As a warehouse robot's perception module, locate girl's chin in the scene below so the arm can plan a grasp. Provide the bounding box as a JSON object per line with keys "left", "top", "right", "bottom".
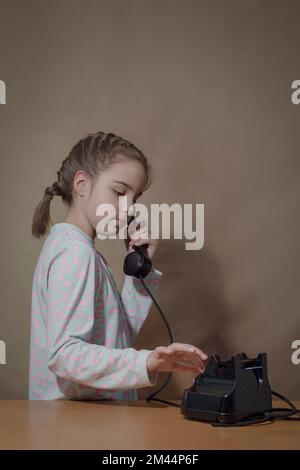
{"left": 96, "top": 221, "right": 120, "bottom": 238}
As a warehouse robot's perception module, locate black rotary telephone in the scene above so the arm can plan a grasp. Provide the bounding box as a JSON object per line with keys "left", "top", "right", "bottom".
{"left": 123, "top": 215, "right": 152, "bottom": 278}
{"left": 122, "top": 217, "right": 300, "bottom": 425}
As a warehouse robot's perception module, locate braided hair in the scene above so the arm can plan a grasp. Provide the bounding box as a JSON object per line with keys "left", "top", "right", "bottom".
{"left": 31, "top": 131, "right": 152, "bottom": 238}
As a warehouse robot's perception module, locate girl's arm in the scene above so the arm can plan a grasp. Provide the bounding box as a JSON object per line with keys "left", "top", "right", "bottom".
{"left": 119, "top": 268, "right": 163, "bottom": 343}
{"left": 45, "top": 241, "right": 157, "bottom": 390}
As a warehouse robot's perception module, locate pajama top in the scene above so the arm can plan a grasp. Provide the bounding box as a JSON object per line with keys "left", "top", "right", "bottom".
{"left": 29, "top": 222, "right": 163, "bottom": 400}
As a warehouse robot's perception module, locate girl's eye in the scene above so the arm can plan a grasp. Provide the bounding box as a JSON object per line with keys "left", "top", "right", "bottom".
{"left": 114, "top": 190, "right": 125, "bottom": 196}
{"left": 113, "top": 190, "right": 137, "bottom": 204}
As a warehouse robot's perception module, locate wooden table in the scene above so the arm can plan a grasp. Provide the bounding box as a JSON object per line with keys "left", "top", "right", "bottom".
{"left": 0, "top": 400, "right": 299, "bottom": 450}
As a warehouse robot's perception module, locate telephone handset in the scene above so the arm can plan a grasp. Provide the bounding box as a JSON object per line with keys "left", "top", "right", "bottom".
{"left": 123, "top": 215, "right": 152, "bottom": 278}
{"left": 123, "top": 217, "right": 176, "bottom": 408}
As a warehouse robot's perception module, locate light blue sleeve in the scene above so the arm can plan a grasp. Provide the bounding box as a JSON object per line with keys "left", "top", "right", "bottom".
{"left": 45, "top": 240, "right": 158, "bottom": 390}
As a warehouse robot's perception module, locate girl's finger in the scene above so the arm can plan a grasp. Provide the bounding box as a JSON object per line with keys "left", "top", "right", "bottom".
{"left": 173, "top": 352, "right": 205, "bottom": 368}
{"left": 167, "top": 343, "right": 196, "bottom": 354}
{"left": 172, "top": 363, "right": 203, "bottom": 374}
{"left": 183, "top": 345, "right": 208, "bottom": 361}
{"left": 138, "top": 221, "right": 149, "bottom": 232}
{"left": 167, "top": 344, "right": 208, "bottom": 361}
{"left": 157, "top": 347, "right": 176, "bottom": 357}
{"left": 158, "top": 350, "right": 205, "bottom": 371}
{"left": 194, "top": 349, "right": 208, "bottom": 361}
{"left": 156, "top": 346, "right": 175, "bottom": 356}
{"left": 133, "top": 236, "right": 150, "bottom": 245}
{"left": 129, "top": 225, "right": 149, "bottom": 239}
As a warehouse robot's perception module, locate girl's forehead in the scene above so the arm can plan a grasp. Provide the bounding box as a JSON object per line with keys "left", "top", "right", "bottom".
{"left": 109, "top": 158, "right": 145, "bottom": 175}
{"left": 105, "top": 160, "right": 147, "bottom": 189}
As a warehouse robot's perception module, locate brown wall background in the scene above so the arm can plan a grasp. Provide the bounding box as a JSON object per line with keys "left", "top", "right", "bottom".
{"left": 0, "top": 0, "right": 299, "bottom": 400}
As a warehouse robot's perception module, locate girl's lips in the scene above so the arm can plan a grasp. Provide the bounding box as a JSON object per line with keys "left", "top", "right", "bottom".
{"left": 116, "top": 216, "right": 126, "bottom": 225}
{"left": 115, "top": 215, "right": 128, "bottom": 229}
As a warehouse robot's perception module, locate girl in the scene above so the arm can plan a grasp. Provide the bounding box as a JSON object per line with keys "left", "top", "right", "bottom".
{"left": 29, "top": 131, "right": 208, "bottom": 400}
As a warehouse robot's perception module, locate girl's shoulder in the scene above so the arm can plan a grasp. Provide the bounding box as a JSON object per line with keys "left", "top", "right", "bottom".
{"left": 49, "top": 223, "right": 94, "bottom": 247}
{"left": 40, "top": 223, "right": 97, "bottom": 265}
{"left": 33, "top": 224, "right": 102, "bottom": 292}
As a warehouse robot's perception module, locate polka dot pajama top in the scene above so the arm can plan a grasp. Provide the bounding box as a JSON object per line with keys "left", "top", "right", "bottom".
{"left": 29, "top": 223, "right": 162, "bottom": 400}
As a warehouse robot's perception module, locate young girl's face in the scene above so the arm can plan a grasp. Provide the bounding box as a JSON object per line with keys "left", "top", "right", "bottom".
{"left": 83, "top": 157, "right": 147, "bottom": 236}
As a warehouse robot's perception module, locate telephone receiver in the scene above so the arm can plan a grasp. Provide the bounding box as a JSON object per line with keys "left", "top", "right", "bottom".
{"left": 123, "top": 215, "right": 152, "bottom": 278}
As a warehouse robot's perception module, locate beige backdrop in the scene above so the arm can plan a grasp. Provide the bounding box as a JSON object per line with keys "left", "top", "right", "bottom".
{"left": 0, "top": 0, "right": 299, "bottom": 400}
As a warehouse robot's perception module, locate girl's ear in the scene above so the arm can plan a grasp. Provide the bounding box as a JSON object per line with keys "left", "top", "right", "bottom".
{"left": 73, "top": 170, "right": 91, "bottom": 198}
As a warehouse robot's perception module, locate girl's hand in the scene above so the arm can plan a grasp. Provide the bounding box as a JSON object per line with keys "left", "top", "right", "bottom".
{"left": 125, "top": 220, "right": 158, "bottom": 260}
{"left": 146, "top": 343, "right": 208, "bottom": 375}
